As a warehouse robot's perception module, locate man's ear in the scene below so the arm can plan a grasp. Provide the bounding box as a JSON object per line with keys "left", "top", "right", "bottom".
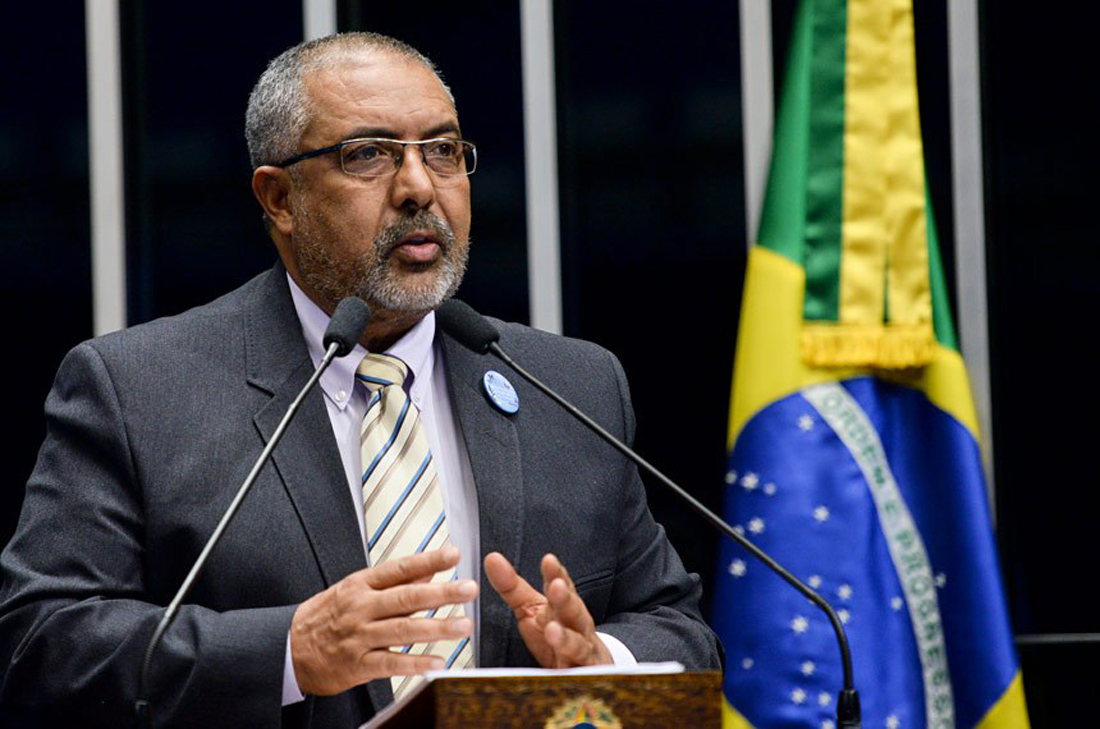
{"left": 252, "top": 166, "right": 295, "bottom": 236}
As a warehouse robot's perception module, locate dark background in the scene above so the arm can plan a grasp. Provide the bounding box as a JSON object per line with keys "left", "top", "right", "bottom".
{"left": 3, "top": 1, "right": 1095, "bottom": 725}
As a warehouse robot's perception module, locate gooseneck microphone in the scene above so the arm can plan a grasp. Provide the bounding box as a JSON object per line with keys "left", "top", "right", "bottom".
{"left": 135, "top": 296, "right": 372, "bottom": 726}
{"left": 436, "top": 298, "right": 861, "bottom": 729}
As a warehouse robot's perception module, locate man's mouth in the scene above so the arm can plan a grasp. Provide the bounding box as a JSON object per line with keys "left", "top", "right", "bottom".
{"left": 390, "top": 231, "right": 443, "bottom": 264}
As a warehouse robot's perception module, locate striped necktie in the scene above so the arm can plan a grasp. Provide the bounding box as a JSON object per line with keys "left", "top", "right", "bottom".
{"left": 355, "top": 353, "right": 473, "bottom": 698}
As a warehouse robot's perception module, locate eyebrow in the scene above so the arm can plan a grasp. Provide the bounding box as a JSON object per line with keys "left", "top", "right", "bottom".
{"left": 341, "top": 122, "right": 462, "bottom": 142}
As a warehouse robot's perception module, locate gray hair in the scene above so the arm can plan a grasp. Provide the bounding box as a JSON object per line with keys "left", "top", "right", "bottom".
{"left": 245, "top": 32, "right": 452, "bottom": 170}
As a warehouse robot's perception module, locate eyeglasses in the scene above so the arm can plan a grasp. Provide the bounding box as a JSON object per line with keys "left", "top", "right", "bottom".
{"left": 275, "top": 137, "right": 477, "bottom": 184}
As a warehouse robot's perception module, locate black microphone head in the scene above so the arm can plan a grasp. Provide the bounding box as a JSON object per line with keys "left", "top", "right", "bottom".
{"left": 323, "top": 297, "right": 372, "bottom": 357}
{"left": 436, "top": 298, "right": 500, "bottom": 354}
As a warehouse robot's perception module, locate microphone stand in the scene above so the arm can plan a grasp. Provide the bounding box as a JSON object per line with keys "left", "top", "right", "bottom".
{"left": 486, "top": 340, "right": 861, "bottom": 728}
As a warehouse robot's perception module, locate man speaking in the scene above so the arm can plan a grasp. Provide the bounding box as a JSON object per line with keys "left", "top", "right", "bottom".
{"left": 0, "top": 33, "right": 720, "bottom": 727}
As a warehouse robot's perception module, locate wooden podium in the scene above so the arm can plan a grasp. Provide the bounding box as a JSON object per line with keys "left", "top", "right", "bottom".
{"left": 366, "top": 671, "right": 721, "bottom": 728}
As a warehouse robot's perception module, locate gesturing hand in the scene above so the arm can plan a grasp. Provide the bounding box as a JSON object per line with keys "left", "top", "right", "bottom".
{"left": 484, "top": 552, "right": 613, "bottom": 669}
{"left": 290, "top": 546, "right": 477, "bottom": 696}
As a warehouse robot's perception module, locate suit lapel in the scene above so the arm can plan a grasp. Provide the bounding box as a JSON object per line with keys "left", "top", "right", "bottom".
{"left": 245, "top": 267, "right": 367, "bottom": 588}
{"left": 439, "top": 332, "right": 525, "bottom": 668}
{"left": 244, "top": 267, "right": 401, "bottom": 715}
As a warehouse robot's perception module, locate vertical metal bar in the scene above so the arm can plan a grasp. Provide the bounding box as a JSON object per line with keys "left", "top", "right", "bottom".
{"left": 948, "top": 0, "right": 996, "bottom": 517}
{"left": 739, "top": 0, "right": 774, "bottom": 248}
{"left": 86, "top": 0, "right": 127, "bottom": 335}
{"left": 304, "top": 0, "right": 337, "bottom": 40}
{"left": 520, "top": 0, "right": 563, "bottom": 334}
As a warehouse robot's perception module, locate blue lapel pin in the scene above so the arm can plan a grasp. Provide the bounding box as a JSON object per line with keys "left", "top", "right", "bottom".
{"left": 482, "top": 370, "right": 519, "bottom": 414}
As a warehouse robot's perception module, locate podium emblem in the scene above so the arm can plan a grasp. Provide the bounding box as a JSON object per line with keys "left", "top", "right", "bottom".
{"left": 544, "top": 695, "right": 622, "bottom": 729}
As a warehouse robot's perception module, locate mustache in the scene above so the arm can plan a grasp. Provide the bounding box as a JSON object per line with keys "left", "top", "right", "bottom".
{"left": 375, "top": 210, "right": 455, "bottom": 256}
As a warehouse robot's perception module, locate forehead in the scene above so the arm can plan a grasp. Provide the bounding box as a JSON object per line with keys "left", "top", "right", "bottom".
{"left": 301, "top": 53, "right": 459, "bottom": 143}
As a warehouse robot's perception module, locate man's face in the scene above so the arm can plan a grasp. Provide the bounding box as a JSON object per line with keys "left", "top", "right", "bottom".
{"left": 286, "top": 53, "right": 472, "bottom": 317}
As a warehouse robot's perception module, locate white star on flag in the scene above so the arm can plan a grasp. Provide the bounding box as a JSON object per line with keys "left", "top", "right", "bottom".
{"left": 808, "top": 575, "right": 823, "bottom": 589}
{"left": 837, "top": 584, "right": 852, "bottom": 600}
{"left": 837, "top": 608, "right": 850, "bottom": 625}
{"left": 886, "top": 715, "right": 900, "bottom": 729}
{"left": 725, "top": 470, "right": 737, "bottom": 485}
{"left": 728, "top": 559, "right": 747, "bottom": 577}
{"left": 741, "top": 657, "right": 754, "bottom": 670}
{"left": 791, "top": 616, "right": 809, "bottom": 634}
{"left": 741, "top": 472, "right": 759, "bottom": 490}
{"left": 818, "top": 692, "right": 831, "bottom": 707}
{"left": 935, "top": 572, "right": 947, "bottom": 588}
{"left": 764, "top": 482, "right": 777, "bottom": 496}
{"left": 748, "top": 517, "right": 765, "bottom": 534}
{"left": 821, "top": 721, "right": 835, "bottom": 729}
{"left": 801, "top": 661, "right": 815, "bottom": 676}
{"left": 798, "top": 414, "right": 814, "bottom": 431}
{"left": 791, "top": 688, "right": 807, "bottom": 705}
{"left": 813, "top": 505, "right": 830, "bottom": 522}
{"left": 891, "top": 597, "right": 904, "bottom": 611}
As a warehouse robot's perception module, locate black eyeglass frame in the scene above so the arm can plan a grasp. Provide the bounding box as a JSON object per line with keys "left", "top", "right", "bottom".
{"left": 273, "top": 136, "right": 478, "bottom": 178}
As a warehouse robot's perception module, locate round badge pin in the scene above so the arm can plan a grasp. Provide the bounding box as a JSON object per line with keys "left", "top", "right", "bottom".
{"left": 482, "top": 370, "right": 520, "bottom": 414}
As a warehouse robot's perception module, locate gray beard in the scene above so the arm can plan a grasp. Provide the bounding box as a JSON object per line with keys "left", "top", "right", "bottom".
{"left": 294, "top": 208, "right": 468, "bottom": 315}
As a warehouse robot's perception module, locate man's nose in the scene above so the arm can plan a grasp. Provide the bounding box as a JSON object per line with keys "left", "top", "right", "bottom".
{"left": 389, "top": 149, "right": 436, "bottom": 211}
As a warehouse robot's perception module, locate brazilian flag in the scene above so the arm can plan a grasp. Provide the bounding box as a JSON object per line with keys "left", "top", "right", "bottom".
{"left": 712, "top": 0, "right": 1029, "bottom": 727}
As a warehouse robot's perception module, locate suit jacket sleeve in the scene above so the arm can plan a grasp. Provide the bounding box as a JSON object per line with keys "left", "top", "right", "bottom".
{"left": 0, "top": 342, "right": 293, "bottom": 727}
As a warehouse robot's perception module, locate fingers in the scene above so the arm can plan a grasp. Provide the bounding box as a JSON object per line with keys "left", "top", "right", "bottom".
{"left": 366, "top": 579, "right": 478, "bottom": 620}
{"left": 546, "top": 575, "right": 595, "bottom": 635}
{"left": 341, "top": 613, "right": 472, "bottom": 682}
{"left": 514, "top": 611, "right": 556, "bottom": 668}
{"left": 540, "top": 553, "right": 575, "bottom": 592}
{"left": 366, "top": 545, "right": 461, "bottom": 589}
{"left": 292, "top": 584, "right": 474, "bottom": 695}
{"left": 540, "top": 554, "right": 612, "bottom": 667}
{"left": 366, "top": 651, "right": 447, "bottom": 678}
{"left": 290, "top": 546, "right": 476, "bottom": 696}
{"left": 482, "top": 551, "right": 520, "bottom": 593}
{"left": 544, "top": 620, "right": 598, "bottom": 667}
{"left": 539, "top": 553, "right": 594, "bottom": 637}
{"left": 486, "top": 552, "right": 610, "bottom": 670}
{"left": 362, "top": 614, "right": 473, "bottom": 648}
{"left": 485, "top": 552, "right": 546, "bottom": 618}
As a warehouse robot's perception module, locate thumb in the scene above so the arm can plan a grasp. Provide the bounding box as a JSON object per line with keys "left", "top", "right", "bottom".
{"left": 484, "top": 552, "right": 544, "bottom": 614}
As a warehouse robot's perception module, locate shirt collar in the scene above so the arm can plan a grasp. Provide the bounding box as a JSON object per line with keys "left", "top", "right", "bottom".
{"left": 286, "top": 273, "right": 436, "bottom": 410}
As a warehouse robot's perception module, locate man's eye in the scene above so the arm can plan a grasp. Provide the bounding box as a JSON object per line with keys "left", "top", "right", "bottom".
{"left": 427, "top": 141, "right": 458, "bottom": 158}
{"left": 345, "top": 143, "right": 387, "bottom": 162}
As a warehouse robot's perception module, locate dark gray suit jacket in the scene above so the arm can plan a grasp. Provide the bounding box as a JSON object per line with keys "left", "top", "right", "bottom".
{"left": 0, "top": 265, "right": 719, "bottom": 727}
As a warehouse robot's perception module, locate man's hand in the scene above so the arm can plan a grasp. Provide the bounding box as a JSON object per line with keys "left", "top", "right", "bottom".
{"left": 484, "top": 552, "right": 613, "bottom": 668}
{"left": 290, "top": 546, "right": 477, "bottom": 696}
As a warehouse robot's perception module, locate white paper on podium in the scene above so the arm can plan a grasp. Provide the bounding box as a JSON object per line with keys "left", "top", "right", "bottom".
{"left": 359, "top": 662, "right": 685, "bottom": 728}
